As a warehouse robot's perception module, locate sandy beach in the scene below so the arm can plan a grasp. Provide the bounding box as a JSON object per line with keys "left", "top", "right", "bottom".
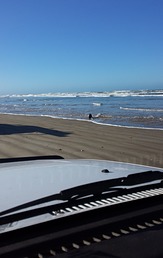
{"left": 0, "top": 114, "right": 163, "bottom": 168}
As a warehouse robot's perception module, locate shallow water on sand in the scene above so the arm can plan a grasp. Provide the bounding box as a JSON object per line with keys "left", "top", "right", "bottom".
{"left": 0, "top": 90, "right": 163, "bottom": 129}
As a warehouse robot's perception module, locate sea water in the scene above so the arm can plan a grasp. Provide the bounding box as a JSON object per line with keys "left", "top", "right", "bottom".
{"left": 0, "top": 89, "right": 163, "bottom": 129}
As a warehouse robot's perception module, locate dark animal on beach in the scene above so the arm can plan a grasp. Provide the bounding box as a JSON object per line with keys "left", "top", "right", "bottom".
{"left": 89, "top": 114, "right": 92, "bottom": 120}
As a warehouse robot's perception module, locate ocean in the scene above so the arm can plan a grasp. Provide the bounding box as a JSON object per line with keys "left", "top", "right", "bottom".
{"left": 0, "top": 89, "right": 163, "bottom": 129}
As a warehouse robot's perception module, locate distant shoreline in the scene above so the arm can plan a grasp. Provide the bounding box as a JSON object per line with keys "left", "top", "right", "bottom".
{"left": 0, "top": 113, "right": 163, "bottom": 168}
{"left": 1, "top": 112, "right": 163, "bottom": 131}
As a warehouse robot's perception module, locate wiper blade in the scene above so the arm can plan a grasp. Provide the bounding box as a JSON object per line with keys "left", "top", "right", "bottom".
{"left": 0, "top": 170, "right": 163, "bottom": 217}
{"left": 61, "top": 170, "right": 163, "bottom": 199}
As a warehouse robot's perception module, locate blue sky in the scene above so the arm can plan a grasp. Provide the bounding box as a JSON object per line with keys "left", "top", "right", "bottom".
{"left": 0, "top": 0, "right": 163, "bottom": 94}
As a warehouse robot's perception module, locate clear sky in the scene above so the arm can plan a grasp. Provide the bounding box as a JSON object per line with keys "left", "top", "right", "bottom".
{"left": 0, "top": 0, "right": 163, "bottom": 94}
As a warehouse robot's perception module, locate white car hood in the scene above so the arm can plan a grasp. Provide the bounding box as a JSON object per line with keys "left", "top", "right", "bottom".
{"left": 0, "top": 159, "right": 162, "bottom": 233}
{"left": 0, "top": 159, "right": 162, "bottom": 212}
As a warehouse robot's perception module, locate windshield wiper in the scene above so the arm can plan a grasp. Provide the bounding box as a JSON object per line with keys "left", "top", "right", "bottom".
{"left": 0, "top": 170, "right": 163, "bottom": 217}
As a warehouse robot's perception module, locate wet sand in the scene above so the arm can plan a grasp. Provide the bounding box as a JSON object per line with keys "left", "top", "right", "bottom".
{"left": 0, "top": 114, "right": 163, "bottom": 168}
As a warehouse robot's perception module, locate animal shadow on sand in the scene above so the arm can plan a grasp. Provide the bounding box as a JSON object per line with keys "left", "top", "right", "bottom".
{"left": 0, "top": 124, "right": 71, "bottom": 137}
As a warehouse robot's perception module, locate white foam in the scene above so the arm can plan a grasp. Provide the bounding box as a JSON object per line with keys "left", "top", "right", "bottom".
{"left": 92, "top": 102, "right": 102, "bottom": 106}
{"left": 120, "top": 107, "right": 163, "bottom": 112}
{"left": 1, "top": 89, "right": 163, "bottom": 98}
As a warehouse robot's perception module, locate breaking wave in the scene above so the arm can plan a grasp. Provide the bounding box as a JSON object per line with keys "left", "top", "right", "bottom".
{"left": 92, "top": 102, "right": 103, "bottom": 106}
{"left": 1, "top": 89, "right": 163, "bottom": 98}
{"left": 120, "top": 107, "right": 163, "bottom": 112}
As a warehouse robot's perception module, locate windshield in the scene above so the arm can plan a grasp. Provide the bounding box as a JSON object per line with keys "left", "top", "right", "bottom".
{"left": 0, "top": 1, "right": 163, "bottom": 168}
{"left": 0, "top": 2, "right": 162, "bottom": 175}
{"left": 1, "top": 4, "right": 163, "bottom": 258}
